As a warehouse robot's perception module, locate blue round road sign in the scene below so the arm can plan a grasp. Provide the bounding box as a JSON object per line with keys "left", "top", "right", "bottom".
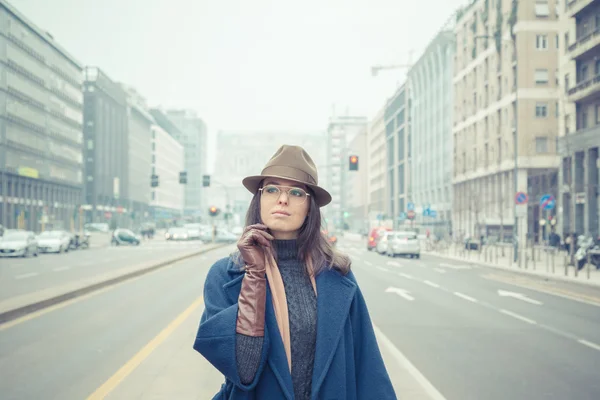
{"left": 515, "top": 192, "right": 528, "bottom": 205}
{"left": 540, "top": 194, "right": 556, "bottom": 210}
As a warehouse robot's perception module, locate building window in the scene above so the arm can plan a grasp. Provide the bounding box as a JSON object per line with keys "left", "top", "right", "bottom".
{"left": 556, "top": 101, "right": 559, "bottom": 117}
{"left": 596, "top": 104, "right": 600, "bottom": 125}
{"left": 87, "top": 175, "right": 93, "bottom": 182}
{"left": 535, "top": 0, "right": 550, "bottom": 17}
{"left": 556, "top": 34, "right": 559, "bottom": 49}
{"left": 595, "top": 60, "right": 600, "bottom": 75}
{"left": 535, "top": 69, "right": 549, "bottom": 84}
{"left": 151, "top": 191, "right": 155, "bottom": 200}
{"left": 536, "top": 35, "right": 548, "bottom": 49}
{"left": 581, "top": 64, "right": 589, "bottom": 82}
{"left": 87, "top": 140, "right": 94, "bottom": 150}
{"left": 535, "top": 137, "right": 548, "bottom": 153}
{"left": 564, "top": 33, "right": 569, "bottom": 53}
{"left": 536, "top": 103, "right": 548, "bottom": 117}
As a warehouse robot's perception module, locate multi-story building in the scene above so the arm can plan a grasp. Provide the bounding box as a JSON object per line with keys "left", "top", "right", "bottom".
{"left": 163, "top": 109, "right": 208, "bottom": 217}
{"left": 82, "top": 67, "right": 129, "bottom": 226}
{"left": 0, "top": 0, "right": 84, "bottom": 231}
{"left": 384, "top": 84, "right": 411, "bottom": 229}
{"left": 557, "top": 0, "right": 600, "bottom": 239}
{"left": 367, "top": 105, "right": 387, "bottom": 226}
{"left": 325, "top": 116, "right": 368, "bottom": 229}
{"left": 347, "top": 127, "right": 368, "bottom": 232}
{"left": 409, "top": 30, "right": 455, "bottom": 236}
{"left": 453, "top": 0, "right": 560, "bottom": 243}
{"left": 122, "top": 85, "right": 153, "bottom": 225}
{"left": 212, "top": 131, "right": 327, "bottom": 226}
{"left": 150, "top": 124, "right": 184, "bottom": 221}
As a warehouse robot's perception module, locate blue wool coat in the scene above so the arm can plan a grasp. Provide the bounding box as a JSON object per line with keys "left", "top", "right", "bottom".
{"left": 193, "top": 256, "right": 397, "bottom": 400}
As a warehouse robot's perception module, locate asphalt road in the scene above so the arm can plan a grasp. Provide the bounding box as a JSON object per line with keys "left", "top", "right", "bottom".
{"left": 0, "top": 237, "right": 208, "bottom": 302}
{"left": 0, "top": 238, "right": 599, "bottom": 399}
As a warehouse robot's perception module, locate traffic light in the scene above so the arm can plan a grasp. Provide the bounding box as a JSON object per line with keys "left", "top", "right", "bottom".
{"left": 209, "top": 206, "right": 220, "bottom": 217}
{"left": 179, "top": 171, "right": 187, "bottom": 184}
{"left": 203, "top": 175, "right": 211, "bottom": 187}
{"left": 349, "top": 155, "right": 359, "bottom": 171}
{"left": 151, "top": 174, "right": 159, "bottom": 187}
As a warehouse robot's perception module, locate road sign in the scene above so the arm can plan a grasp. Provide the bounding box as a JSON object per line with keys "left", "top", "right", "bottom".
{"left": 423, "top": 208, "right": 430, "bottom": 217}
{"left": 539, "top": 194, "right": 556, "bottom": 210}
{"left": 430, "top": 210, "right": 437, "bottom": 218}
{"left": 407, "top": 210, "right": 416, "bottom": 220}
{"left": 515, "top": 192, "right": 528, "bottom": 205}
{"left": 407, "top": 202, "right": 414, "bottom": 211}
{"left": 398, "top": 212, "right": 407, "bottom": 220}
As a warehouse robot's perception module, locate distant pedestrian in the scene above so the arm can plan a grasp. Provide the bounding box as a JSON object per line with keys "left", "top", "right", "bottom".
{"left": 193, "top": 145, "right": 396, "bottom": 399}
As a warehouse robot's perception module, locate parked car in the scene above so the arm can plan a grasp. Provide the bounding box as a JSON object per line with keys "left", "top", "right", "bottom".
{"left": 111, "top": 229, "right": 141, "bottom": 246}
{"left": 0, "top": 230, "right": 39, "bottom": 257}
{"left": 183, "top": 224, "right": 203, "bottom": 240}
{"left": 387, "top": 231, "right": 420, "bottom": 258}
{"left": 37, "top": 230, "right": 71, "bottom": 253}
{"left": 367, "top": 227, "right": 391, "bottom": 251}
{"left": 376, "top": 232, "right": 392, "bottom": 254}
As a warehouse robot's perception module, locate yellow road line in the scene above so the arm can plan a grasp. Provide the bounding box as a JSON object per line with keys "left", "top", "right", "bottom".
{"left": 86, "top": 295, "right": 204, "bottom": 400}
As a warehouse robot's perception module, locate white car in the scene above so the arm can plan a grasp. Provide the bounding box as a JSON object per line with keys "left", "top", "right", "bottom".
{"left": 387, "top": 231, "right": 420, "bottom": 258}
{"left": 37, "top": 230, "right": 71, "bottom": 253}
{"left": 0, "top": 231, "right": 39, "bottom": 258}
{"left": 376, "top": 232, "right": 392, "bottom": 254}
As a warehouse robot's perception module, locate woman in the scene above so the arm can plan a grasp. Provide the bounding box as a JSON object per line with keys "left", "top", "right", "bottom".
{"left": 193, "top": 145, "right": 396, "bottom": 400}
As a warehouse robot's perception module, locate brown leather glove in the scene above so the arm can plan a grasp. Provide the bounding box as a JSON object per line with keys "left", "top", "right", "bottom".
{"left": 236, "top": 224, "right": 274, "bottom": 336}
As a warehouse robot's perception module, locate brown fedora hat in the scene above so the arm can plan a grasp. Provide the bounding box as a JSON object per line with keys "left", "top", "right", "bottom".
{"left": 242, "top": 145, "right": 332, "bottom": 207}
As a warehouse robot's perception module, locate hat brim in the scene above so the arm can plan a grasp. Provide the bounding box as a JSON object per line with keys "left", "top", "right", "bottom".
{"left": 242, "top": 175, "right": 332, "bottom": 207}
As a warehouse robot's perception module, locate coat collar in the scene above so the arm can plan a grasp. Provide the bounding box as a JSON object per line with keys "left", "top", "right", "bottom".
{"left": 223, "top": 259, "right": 356, "bottom": 400}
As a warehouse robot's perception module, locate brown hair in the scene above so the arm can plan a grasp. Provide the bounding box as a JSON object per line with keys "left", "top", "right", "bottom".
{"left": 232, "top": 184, "right": 351, "bottom": 275}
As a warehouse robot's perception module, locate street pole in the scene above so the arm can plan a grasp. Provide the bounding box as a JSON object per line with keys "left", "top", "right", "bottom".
{"left": 512, "top": 33, "right": 520, "bottom": 263}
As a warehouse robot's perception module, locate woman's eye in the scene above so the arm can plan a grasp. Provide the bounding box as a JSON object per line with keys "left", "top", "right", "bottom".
{"left": 266, "top": 186, "right": 279, "bottom": 193}
{"left": 290, "top": 189, "right": 304, "bottom": 197}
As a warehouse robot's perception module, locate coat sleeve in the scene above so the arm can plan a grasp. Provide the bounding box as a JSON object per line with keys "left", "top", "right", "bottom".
{"left": 193, "top": 258, "right": 270, "bottom": 391}
{"left": 347, "top": 271, "right": 397, "bottom": 400}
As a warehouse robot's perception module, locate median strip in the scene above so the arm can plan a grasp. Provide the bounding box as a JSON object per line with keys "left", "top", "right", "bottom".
{"left": 0, "top": 243, "right": 228, "bottom": 326}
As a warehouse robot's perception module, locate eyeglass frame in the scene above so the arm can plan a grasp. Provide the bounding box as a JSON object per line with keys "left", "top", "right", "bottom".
{"left": 258, "top": 184, "right": 311, "bottom": 205}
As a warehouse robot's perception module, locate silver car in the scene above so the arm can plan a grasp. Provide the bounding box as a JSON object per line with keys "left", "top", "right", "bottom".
{"left": 0, "top": 231, "right": 39, "bottom": 258}
{"left": 387, "top": 231, "right": 420, "bottom": 259}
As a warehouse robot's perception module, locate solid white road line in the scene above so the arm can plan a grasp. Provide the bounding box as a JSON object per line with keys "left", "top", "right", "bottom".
{"left": 373, "top": 325, "right": 448, "bottom": 400}
{"left": 424, "top": 280, "right": 440, "bottom": 288}
{"left": 15, "top": 272, "right": 38, "bottom": 280}
{"left": 499, "top": 309, "right": 537, "bottom": 325}
{"left": 578, "top": 339, "right": 600, "bottom": 352}
{"left": 454, "top": 292, "right": 478, "bottom": 303}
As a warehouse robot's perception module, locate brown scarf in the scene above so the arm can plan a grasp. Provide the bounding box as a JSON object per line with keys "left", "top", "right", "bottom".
{"left": 264, "top": 248, "right": 317, "bottom": 373}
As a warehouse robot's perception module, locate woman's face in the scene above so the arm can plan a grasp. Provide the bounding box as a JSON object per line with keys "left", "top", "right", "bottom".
{"left": 259, "top": 178, "right": 310, "bottom": 240}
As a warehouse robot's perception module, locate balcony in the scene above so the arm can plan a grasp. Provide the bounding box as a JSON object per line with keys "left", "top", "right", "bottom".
{"left": 568, "top": 28, "right": 600, "bottom": 60}
{"left": 567, "top": 0, "right": 595, "bottom": 18}
{"left": 567, "top": 74, "right": 600, "bottom": 102}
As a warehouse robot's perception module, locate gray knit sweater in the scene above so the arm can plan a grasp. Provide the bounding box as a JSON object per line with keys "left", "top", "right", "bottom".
{"left": 236, "top": 239, "right": 317, "bottom": 400}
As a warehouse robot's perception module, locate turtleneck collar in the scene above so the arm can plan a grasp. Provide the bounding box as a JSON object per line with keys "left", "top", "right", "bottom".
{"left": 273, "top": 239, "right": 299, "bottom": 261}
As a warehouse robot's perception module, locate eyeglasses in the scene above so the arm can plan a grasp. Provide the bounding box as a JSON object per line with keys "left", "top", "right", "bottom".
{"left": 259, "top": 184, "right": 310, "bottom": 206}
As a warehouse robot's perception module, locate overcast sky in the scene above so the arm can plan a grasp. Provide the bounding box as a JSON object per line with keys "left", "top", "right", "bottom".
{"left": 12, "top": 0, "right": 465, "bottom": 170}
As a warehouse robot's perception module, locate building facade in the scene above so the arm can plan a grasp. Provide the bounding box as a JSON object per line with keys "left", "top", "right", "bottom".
{"left": 346, "top": 127, "right": 368, "bottom": 232}
{"left": 409, "top": 30, "right": 455, "bottom": 236}
{"left": 453, "top": 0, "right": 560, "bottom": 243}
{"left": 0, "top": 0, "right": 84, "bottom": 231}
{"left": 557, "top": 0, "right": 600, "bottom": 239}
{"left": 150, "top": 124, "right": 184, "bottom": 220}
{"left": 384, "top": 84, "right": 411, "bottom": 229}
{"left": 82, "top": 67, "right": 129, "bottom": 226}
{"left": 122, "top": 85, "right": 153, "bottom": 225}
{"left": 367, "top": 105, "right": 387, "bottom": 227}
{"left": 325, "top": 116, "right": 368, "bottom": 229}
{"left": 164, "top": 109, "right": 208, "bottom": 216}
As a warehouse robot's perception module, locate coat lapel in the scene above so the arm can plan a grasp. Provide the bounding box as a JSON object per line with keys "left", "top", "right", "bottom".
{"left": 311, "top": 268, "right": 357, "bottom": 397}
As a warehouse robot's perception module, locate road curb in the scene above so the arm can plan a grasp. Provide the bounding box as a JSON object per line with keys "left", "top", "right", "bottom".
{"left": 424, "top": 251, "right": 600, "bottom": 289}
{"left": 0, "top": 243, "right": 229, "bottom": 326}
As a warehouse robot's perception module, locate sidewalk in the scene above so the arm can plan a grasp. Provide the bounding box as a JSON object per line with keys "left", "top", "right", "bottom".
{"left": 425, "top": 243, "right": 600, "bottom": 288}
